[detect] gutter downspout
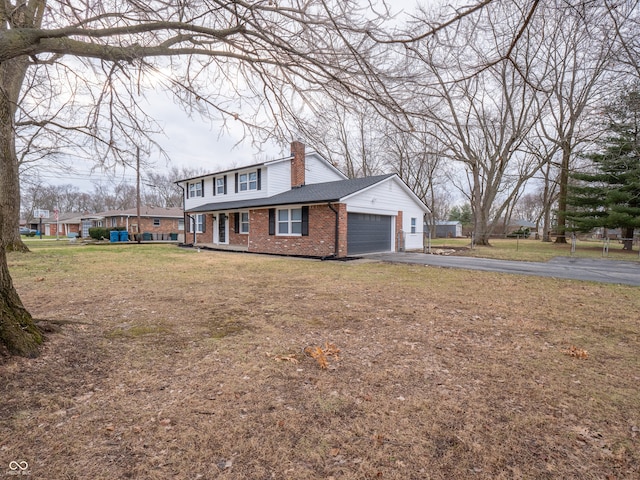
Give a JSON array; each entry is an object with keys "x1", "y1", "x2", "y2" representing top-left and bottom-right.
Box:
[{"x1": 327, "y1": 202, "x2": 340, "y2": 258}]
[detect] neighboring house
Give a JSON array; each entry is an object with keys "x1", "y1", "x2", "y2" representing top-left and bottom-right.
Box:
[
  {"x1": 82, "y1": 207, "x2": 185, "y2": 239},
  {"x1": 43, "y1": 213, "x2": 83, "y2": 237},
  {"x1": 426, "y1": 221, "x2": 463, "y2": 238},
  {"x1": 177, "y1": 141, "x2": 428, "y2": 257},
  {"x1": 24, "y1": 213, "x2": 82, "y2": 236}
]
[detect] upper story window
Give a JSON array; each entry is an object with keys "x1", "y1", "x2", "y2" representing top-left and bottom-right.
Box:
[
  {"x1": 239, "y1": 171, "x2": 257, "y2": 191},
  {"x1": 216, "y1": 177, "x2": 226, "y2": 195},
  {"x1": 189, "y1": 181, "x2": 203, "y2": 198},
  {"x1": 235, "y1": 169, "x2": 261, "y2": 193}
]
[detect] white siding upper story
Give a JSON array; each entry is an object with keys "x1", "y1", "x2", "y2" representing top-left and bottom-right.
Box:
[
  {"x1": 264, "y1": 160, "x2": 291, "y2": 197},
  {"x1": 303, "y1": 152, "x2": 347, "y2": 184},
  {"x1": 343, "y1": 176, "x2": 427, "y2": 251},
  {"x1": 181, "y1": 151, "x2": 347, "y2": 211}
]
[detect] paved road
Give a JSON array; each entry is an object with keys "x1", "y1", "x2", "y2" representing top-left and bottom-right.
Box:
[{"x1": 362, "y1": 252, "x2": 640, "y2": 287}]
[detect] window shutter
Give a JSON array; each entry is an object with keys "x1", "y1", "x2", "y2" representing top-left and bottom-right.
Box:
[
  {"x1": 202, "y1": 215, "x2": 206, "y2": 233},
  {"x1": 268, "y1": 208, "x2": 275, "y2": 235},
  {"x1": 201, "y1": 179, "x2": 205, "y2": 197},
  {"x1": 212, "y1": 177, "x2": 216, "y2": 196},
  {"x1": 234, "y1": 213, "x2": 240, "y2": 233},
  {"x1": 235, "y1": 173, "x2": 239, "y2": 193},
  {"x1": 301, "y1": 206, "x2": 309, "y2": 236},
  {"x1": 223, "y1": 175, "x2": 228, "y2": 194},
  {"x1": 186, "y1": 183, "x2": 190, "y2": 199},
  {"x1": 257, "y1": 168, "x2": 262, "y2": 190}
]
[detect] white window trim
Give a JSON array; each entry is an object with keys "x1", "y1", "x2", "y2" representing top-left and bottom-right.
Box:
[
  {"x1": 191, "y1": 214, "x2": 205, "y2": 233},
  {"x1": 239, "y1": 171, "x2": 258, "y2": 192},
  {"x1": 216, "y1": 177, "x2": 225, "y2": 195},
  {"x1": 153, "y1": 218, "x2": 161, "y2": 226},
  {"x1": 277, "y1": 208, "x2": 302, "y2": 236},
  {"x1": 189, "y1": 182, "x2": 203, "y2": 198},
  {"x1": 240, "y1": 211, "x2": 249, "y2": 234}
]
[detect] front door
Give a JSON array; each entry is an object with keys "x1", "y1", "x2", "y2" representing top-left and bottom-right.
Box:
[{"x1": 218, "y1": 214, "x2": 227, "y2": 244}]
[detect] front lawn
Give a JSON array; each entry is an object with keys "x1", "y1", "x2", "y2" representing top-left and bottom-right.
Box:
[{"x1": 2, "y1": 244, "x2": 639, "y2": 479}]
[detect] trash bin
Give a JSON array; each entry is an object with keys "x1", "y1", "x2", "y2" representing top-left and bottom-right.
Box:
[
  {"x1": 109, "y1": 230, "x2": 119, "y2": 242},
  {"x1": 170, "y1": 233, "x2": 178, "y2": 241},
  {"x1": 142, "y1": 232, "x2": 152, "y2": 241},
  {"x1": 119, "y1": 230, "x2": 129, "y2": 242}
]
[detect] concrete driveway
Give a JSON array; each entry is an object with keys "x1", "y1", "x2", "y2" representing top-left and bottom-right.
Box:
[{"x1": 361, "y1": 252, "x2": 640, "y2": 287}]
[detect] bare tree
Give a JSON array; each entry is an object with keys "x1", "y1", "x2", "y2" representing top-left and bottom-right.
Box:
[
  {"x1": 144, "y1": 166, "x2": 206, "y2": 208},
  {"x1": 605, "y1": 0, "x2": 640, "y2": 80},
  {"x1": 406, "y1": 2, "x2": 548, "y2": 245},
  {"x1": 0, "y1": 0, "x2": 416, "y2": 356},
  {"x1": 532, "y1": 1, "x2": 617, "y2": 244},
  {"x1": 300, "y1": 100, "x2": 388, "y2": 178},
  {"x1": 382, "y1": 124, "x2": 449, "y2": 231}
]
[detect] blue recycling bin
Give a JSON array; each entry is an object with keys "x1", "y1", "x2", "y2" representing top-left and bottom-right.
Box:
[
  {"x1": 119, "y1": 230, "x2": 129, "y2": 242},
  {"x1": 109, "y1": 230, "x2": 119, "y2": 242}
]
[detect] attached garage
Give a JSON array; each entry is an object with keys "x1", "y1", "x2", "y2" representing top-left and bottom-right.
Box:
[{"x1": 347, "y1": 213, "x2": 392, "y2": 255}]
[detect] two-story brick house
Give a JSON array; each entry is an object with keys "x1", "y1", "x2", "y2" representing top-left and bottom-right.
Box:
[{"x1": 177, "y1": 141, "x2": 428, "y2": 258}]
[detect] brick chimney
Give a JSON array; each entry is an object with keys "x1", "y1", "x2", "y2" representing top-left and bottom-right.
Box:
[{"x1": 290, "y1": 141, "x2": 306, "y2": 188}]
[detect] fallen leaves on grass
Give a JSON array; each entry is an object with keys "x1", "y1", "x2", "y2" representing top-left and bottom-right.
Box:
[
  {"x1": 564, "y1": 345, "x2": 589, "y2": 359},
  {"x1": 266, "y1": 352, "x2": 300, "y2": 364},
  {"x1": 304, "y1": 342, "x2": 341, "y2": 370}
]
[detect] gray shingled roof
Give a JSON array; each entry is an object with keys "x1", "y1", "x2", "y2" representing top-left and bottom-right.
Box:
[{"x1": 188, "y1": 174, "x2": 395, "y2": 213}]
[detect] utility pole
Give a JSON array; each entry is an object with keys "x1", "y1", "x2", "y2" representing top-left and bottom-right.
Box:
[{"x1": 136, "y1": 146, "x2": 141, "y2": 243}]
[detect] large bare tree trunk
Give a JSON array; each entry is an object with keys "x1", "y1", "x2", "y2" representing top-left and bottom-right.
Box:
[
  {"x1": 0, "y1": 54, "x2": 41, "y2": 356},
  {"x1": 1, "y1": 56, "x2": 29, "y2": 252},
  {"x1": 0, "y1": 244, "x2": 42, "y2": 357}
]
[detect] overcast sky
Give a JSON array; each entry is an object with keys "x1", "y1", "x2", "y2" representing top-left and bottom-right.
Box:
[
  {"x1": 143, "y1": 1, "x2": 426, "y2": 172},
  {"x1": 42, "y1": 0, "x2": 427, "y2": 190}
]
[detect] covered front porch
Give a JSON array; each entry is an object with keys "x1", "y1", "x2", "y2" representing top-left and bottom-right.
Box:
[{"x1": 186, "y1": 210, "x2": 250, "y2": 251}]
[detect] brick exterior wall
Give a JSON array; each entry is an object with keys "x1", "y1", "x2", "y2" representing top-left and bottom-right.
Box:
[
  {"x1": 191, "y1": 213, "x2": 214, "y2": 244},
  {"x1": 130, "y1": 217, "x2": 182, "y2": 235},
  {"x1": 229, "y1": 212, "x2": 249, "y2": 247},
  {"x1": 249, "y1": 203, "x2": 347, "y2": 258},
  {"x1": 47, "y1": 224, "x2": 80, "y2": 236},
  {"x1": 335, "y1": 203, "x2": 348, "y2": 257},
  {"x1": 290, "y1": 141, "x2": 306, "y2": 187}
]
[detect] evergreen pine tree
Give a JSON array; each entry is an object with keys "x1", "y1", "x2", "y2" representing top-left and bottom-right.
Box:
[{"x1": 568, "y1": 90, "x2": 640, "y2": 250}]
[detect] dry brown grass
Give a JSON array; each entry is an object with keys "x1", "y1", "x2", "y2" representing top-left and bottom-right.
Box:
[{"x1": 2, "y1": 244, "x2": 639, "y2": 479}]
